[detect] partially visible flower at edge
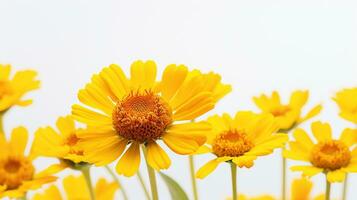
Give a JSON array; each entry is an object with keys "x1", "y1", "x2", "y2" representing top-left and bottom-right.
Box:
[
  {"x1": 333, "y1": 88, "x2": 357, "y2": 124},
  {"x1": 253, "y1": 90, "x2": 322, "y2": 132},
  {"x1": 0, "y1": 127, "x2": 56, "y2": 198}
]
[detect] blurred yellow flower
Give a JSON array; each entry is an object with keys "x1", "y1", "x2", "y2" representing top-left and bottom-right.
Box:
[
  {"x1": 291, "y1": 178, "x2": 324, "y2": 200},
  {"x1": 0, "y1": 127, "x2": 56, "y2": 198},
  {"x1": 32, "y1": 115, "x2": 87, "y2": 172},
  {"x1": 195, "y1": 112, "x2": 288, "y2": 179},
  {"x1": 284, "y1": 121, "x2": 357, "y2": 182},
  {"x1": 71, "y1": 60, "x2": 231, "y2": 176},
  {"x1": 0, "y1": 64, "x2": 40, "y2": 112},
  {"x1": 227, "y1": 195, "x2": 275, "y2": 200},
  {"x1": 253, "y1": 90, "x2": 321, "y2": 131},
  {"x1": 32, "y1": 175, "x2": 119, "y2": 200},
  {"x1": 333, "y1": 88, "x2": 357, "y2": 124}
]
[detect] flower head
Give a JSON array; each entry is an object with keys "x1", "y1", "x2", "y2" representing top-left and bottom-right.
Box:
[
  {"x1": 0, "y1": 127, "x2": 56, "y2": 198},
  {"x1": 253, "y1": 90, "x2": 321, "y2": 131},
  {"x1": 0, "y1": 64, "x2": 40, "y2": 112},
  {"x1": 196, "y1": 112, "x2": 288, "y2": 179},
  {"x1": 71, "y1": 60, "x2": 231, "y2": 176},
  {"x1": 32, "y1": 116, "x2": 87, "y2": 171},
  {"x1": 290, "y1": 178, "x2": 325, "y2": 200},
  {"x1": 284, "y1": 121, "x2": 357, "y2": 182},
  {"x1": 333, "y1": 88, "x2": 357, "y2": 124},
  {"x1": 32, "y1": 175, "x2": 119, "y2": 200}
]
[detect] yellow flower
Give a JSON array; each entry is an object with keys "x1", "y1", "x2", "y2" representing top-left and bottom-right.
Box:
[
  {"x1": 253, "y1": 90, "x2": 322, "y2": 131},
  {"x1": 284, "y1": 121, "x2": 357, "y2": 182},
  {"x1": 291, "y1": 178, "x2": 325, "y2": 200},
  {"x1": 227, "y1": 195, "x2": 275, "y2": 200},
  {"x1": 0, "y1": 64, "x2": 40, "y2": 112},
  {"x1": 333, "y1": 88, "x2": 357, "y2": 124},
  {"x1": 195, "y1": 112, "x2": 288, "y2": 179},
  {"x1": 71, "y1": 60, "x2": 231, "y2": 176},
  {"x1": 0, "y1": 127, "x2": 56, "y2": 198},
  {"x1": 32, "y1": 116, "x2": 86, "y2": 171},
  {"x1": 32, "y1": 175, "x2": 119, "y2": 200}
]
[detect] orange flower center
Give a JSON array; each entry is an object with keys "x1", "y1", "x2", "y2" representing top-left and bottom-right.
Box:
[
  {"x1": 0, "y1": 81, "x2": 13, "y2": 98},
  {"x1": 64, "y1": 134, "x2": 84, "y2": 156},
  {"x1": 0, "y1": 155, "x2": 34, "y2": 189},
  {"x1": 112, "y1": 91, "x2": 172, "y2": 143},
  {"x1": 310, "y1": 140, "x2": 351, "y2": 171},
  {"x1": 271, "y1": 105, "x2": 291, "y2": 117},
  {"x1": 212, "y1": 130, "x2": 254, "y2": 157}
]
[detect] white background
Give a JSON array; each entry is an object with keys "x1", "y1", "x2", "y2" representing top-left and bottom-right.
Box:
[{"x1": 1, "y1": 0, "x2": 357, "y2": 199}]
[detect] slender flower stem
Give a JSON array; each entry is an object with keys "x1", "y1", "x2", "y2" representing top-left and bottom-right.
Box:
[
  {"x1": 282, "y1": 151, "x2": 287, "y2": 200},
  {"x1": 81, "y1": 166, "x2": 95, "y2": 200},
  {"x1": 104, "y1": 165, "x2": 129, "y2": 200},
  {"x1": 137, "y1": 171, "x2": 151, "y2": 200},
  {"x1": 230, "y1": 162, "x2": 237, "y2": 200},
  {"x1": 325, "y1": 176, "x2": 331, "y2": 200},
  {"x1": 342, "y1": 174, "x2": 348, "y2": 200},
  {"x1": 189, "y1": 155, "x2": 199, "y2": 200},
  {"x1": 143, "y1": 146, "x2": 159, "y2": 200}
]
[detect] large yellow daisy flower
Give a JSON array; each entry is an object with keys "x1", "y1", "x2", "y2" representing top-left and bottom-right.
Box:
[
  {"x1": 0, "y1": 127, "x2": 56, "y2": 198},
  {"x1": 32, "y1": 175, "x2": 119, "y2": 200},
  {"x1": 71, "y1": 60, "x2": 231, "y2": 176},
  {"x1": 253, "y1": 90, "x2": 321, "y2": 131},
  {"x1": 333, "y1": 88, "x2": 357, "y2": 124},
  {"x1": 284, "y1": 121, "x2": 357, "y2": 182},
  {"x1": 0, "y1": 64, "x2": 40, "y2": 113},
  {"x1": 195, "y1": 111, "x2": 288, "y2": 179}
]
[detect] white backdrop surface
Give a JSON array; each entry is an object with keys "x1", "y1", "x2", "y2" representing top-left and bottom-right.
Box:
[{"x1": 1, "y1": 0, "x2": 357, "y2": 199}]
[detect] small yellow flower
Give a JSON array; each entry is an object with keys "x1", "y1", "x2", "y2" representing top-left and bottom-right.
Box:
[
  {"x1": 71, "y1": 60, "x2": 231, "y2": 176},
  {"x1": 32, "y1": 115, "x2": 87, "y2": 172},
  {"x1": 32, "y1": 175, "x2": 119, "y2": 200},
  {"x1": 227, "y1": 195, "x2": 275, "y2": 200},
  {"x1": 0, "y1": 127, "x2": 56, "y2": 198},
  {"x1": 291, "y1": 178, "x2": 324, "y2": 200},
  {"x1": 0, "y1": 64, "x2": 40, "y2": 112},
  {"x1": 253, "y1": 90, "x2": 321, "y2": 131},
  {"x1": 284, "y1": 121, "x2": 357, "y2": 182},
  {"x1": 195, "y1": 112, "x2": 288, "y2": 179},
  {"x1": 333, "y1": 88, "x2": 357, "y2": 124}
]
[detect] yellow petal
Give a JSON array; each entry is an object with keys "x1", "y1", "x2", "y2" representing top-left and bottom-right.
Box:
[
  {"x1": 196, "y1": 157, "x2": 231, "y2": 179},
  {"x1": 95, "y1": 178, "x2": 119, "y2": 200},
  {"x1": 166, "y1": 121, "x2": 210, "y2": 146},
  {"x1": 291, "y1": 178, "x2": 312, "y2": 200},
  {"x1": 232, "y1": 155, "x2": 256, "y2": 168},
  {"x1": 162, "y1": 133, "x2": 200, "y2": 155},
  {"x1": 299, "y1": 104, "x2": 322, "y2": 123},
  {"x1": 292, "y1": 128, "x2": 314, "y2": 150},
  {"x1": 0, "y1": 64, "x2": 11, "y2": 80},
  {"x1": 311, "y1": 121, "x2": 332, "y2": 142},
  {"x1": 247, "y1": 134, "x2": 288, "y2": 156},
  {"x1": 146, "y1": 141, "x2": 171, "y2": 170},
  {"x1": 10, "y1": 126, "x2": 28, "y2": 155},
  {"x1": 78, "y1": 83, "x2": 114, "y2": 115},
  {"x1": 289, "y1": 90, "x2": 308, "y2": 108},
  {"x1": 159, "y1": 64, "x2": 188, "y2": 101},
  {"x1": 56, "y1": 116, "x2": 76, "y2": 137},
  {"x1": 35, "y1": 163, "x2": 68, "y2": 178},
  {"x1": 99, "y1": 64, "x2": 130, "y2": 99},
  {"x1": 32, "y1": 127, "x2": 69, "y2": 158},
  {"x1": 290, "y1": 166, "x2": 323, "y2": 177},
  {"x1": 326, "y1": 170, "x2": 346, "y2": 182},
  {"x1": 130, "y1": 60, "x2": 157, "y2": 90},
  {"x1": 173, "y1": 92, "x2": 214, "y2": 120},
  {"x1": 63, "y1": 175, "x2": 90, "y2": 200},
  {"x1": 32, "y1": 185, "x2": 62, "y2": 200},
  {"x1": 339, "y1": 128, "x2": 357, "y2": 147},
  {"x1": 116, "y1": 142, "x2": 141, "y2": 177},
  {"x1": 71, "y1": 104, "x2": 112, "y2": 127}
]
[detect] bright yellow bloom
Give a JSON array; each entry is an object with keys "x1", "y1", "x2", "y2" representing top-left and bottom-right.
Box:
[
  {"x1": 291, "y1": 178, "x2": 324, "y2": 200},
  {"x1": 196, "y1": 112, "x2": 288, "y2": 179},
  {"x1": 227, "y1": 195, "x2": 275, "y2": 200},
  {"x1": 253, "y1": 90, "x2": 321, "y2": 131},
  {"x1": 284, "y1": 121, "x2": 357, "y2": 182},
  {"x1": 32, "y1": 115, "x2": 86, "y2": 171},
  {"x1": 71, "y1": 60, "x2": 231, "y2": 176},
  {"x1": 0, "y1": 64, "x2": 40, "y2": 112},
  {"x1": 32, "y1": 175, "x2": 119, "y2": 200},
  {"x1": 0, "y1": 127, "x2": 56, "y2": 198},
  {"x1": 333, "y1": 88, "x2": 357, "y2": 124}
]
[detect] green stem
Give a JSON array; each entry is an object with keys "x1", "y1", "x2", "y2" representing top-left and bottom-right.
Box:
[
  {"x1": 342, "y1": 174, "x2": 348, "y2": 200},
  {"x1": 143, "y1": 146, "x2": 159, "y2": 200},
  {"x1": 325, "y1": 176, "x2": 331, "y2": 200},
  {"x1": 137, "y1": 171, "x2": 151, "y2": 200},
  {"x1": 189, "y1": 155, "x2": 199, "y2": 200},
  {"x1": 81, "y1": 166, "x2": 95, "y2": 200},
  {"x1": 282, "y1": 152, "x2": 287, "y2": 200},
  {"x1": 104, "y1": 165, "x2": 129, "y2": 200},
  {"x1": 230, "y1": 163, "x2": 237, "y2": 200}
]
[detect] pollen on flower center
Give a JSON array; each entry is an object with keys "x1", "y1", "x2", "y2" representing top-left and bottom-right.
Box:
[
  {"x1": 310, "y1": 140, "x2": 351, "y2": 171},
  {"x1": 271, "y1": 105, "x2": 290, "y2": 117},
  {"x1": 212, "y1": 130, "x2": 254, "y2": 157},
  {"x1": 0, "y1": 155, "x2": 34, "y2": 189},
  {"x1": 112, "y1": 91, "x2": 172, "y2": 143}
]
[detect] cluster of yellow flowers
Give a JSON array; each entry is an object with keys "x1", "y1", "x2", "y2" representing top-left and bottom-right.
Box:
[{"x1": 0, "y1": 61, "x2": 356, "y2": 200}]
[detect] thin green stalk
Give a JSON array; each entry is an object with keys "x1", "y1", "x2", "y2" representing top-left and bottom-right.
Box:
[
  {"x1": 230, "y1": 163, "x2": 237, "y2": 200},
  {"x1": 104, "y1": 165, "x2": 129, "y2": 200},
  {"x1": 137, "y1": 171, "x2": 151, "y2": 200},
  {"x1": 325, "y1": 176, "x2": 331, "y2": 200},
  {"x1": 143, "y1": 146, "x2": 159, "y2": 200},
  {"x1": 189, "y1": 155, "x2": 199, "y2": 200},
  {"x1": 342, "y1": 174, "x2": 348, "y2": 200},
  {"x1": 282, "y1": 152, "x2": 287, "y2": 200},
  {"x1": 81, "y1": 166, "x2": 95, "y2": 200}
]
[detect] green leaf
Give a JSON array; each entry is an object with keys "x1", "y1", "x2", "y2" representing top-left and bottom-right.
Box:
[{"x1": 159, "y1": 172, "x2": 190, "y2": 200}]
